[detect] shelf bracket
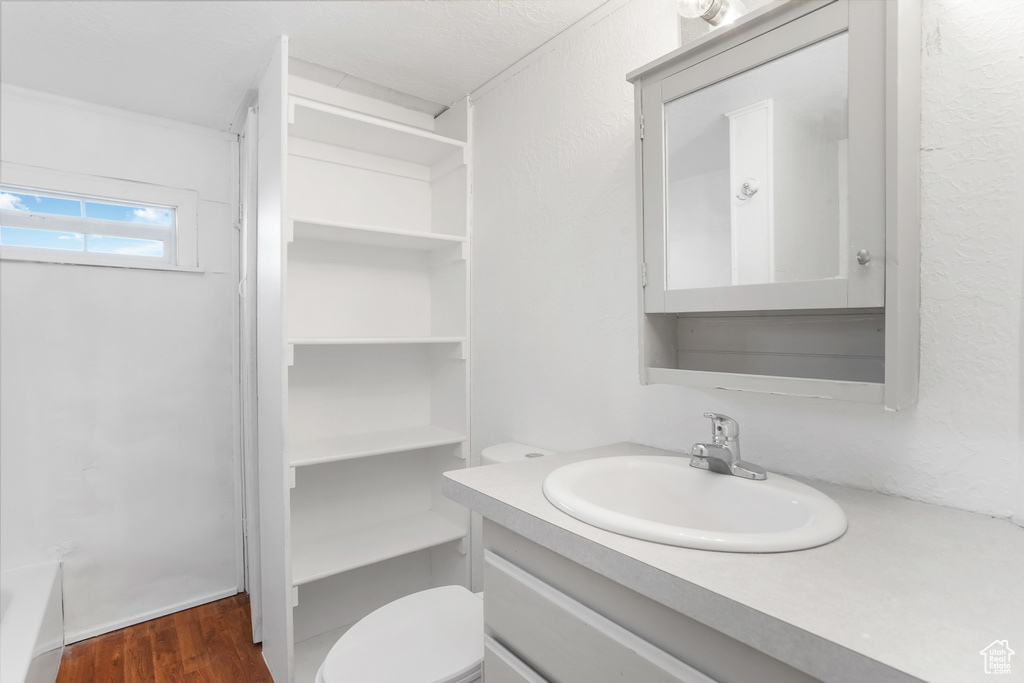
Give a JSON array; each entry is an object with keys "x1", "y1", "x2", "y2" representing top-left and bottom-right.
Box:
[
  {"x1": 292, "y1": 586, "x2": 299, "y2": 607},
  {"x1": 288, "y1": 466, "x2": 296, "y2": 490},
  {"x1": 285, "y1": 343, "x2": 295, "y2": 367},
  {"x1": 457, "y1": 536, "x2": 469, "y2": 555},
  {"x1": 284, "y1": 218, "x2": 294, "y2": 244}
]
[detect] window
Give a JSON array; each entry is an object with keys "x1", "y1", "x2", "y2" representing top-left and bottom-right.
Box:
[
  {"x1": 0, "y1": 163, "x2": 199, "y2": 270},
  {"x1": 1, "y1": 186, "x2": 175, "y2": 262}
]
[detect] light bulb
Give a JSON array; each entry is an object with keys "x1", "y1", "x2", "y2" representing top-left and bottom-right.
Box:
[
  {"x1": 710, "y1": 0, "x2": 744, "y2": 26},
  {"x1": 676, "y1": 0, "x2": 717, "y2": 20},
  {"x1": 677, "y1": 0, "x2": 744, "y2": 27}
]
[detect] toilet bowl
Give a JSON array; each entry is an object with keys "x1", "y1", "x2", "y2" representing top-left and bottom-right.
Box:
[
  {"x1": 315, "y1": 586, "x2": 483, "y2": 683},
  {"x1": 315, "y1": 442, "x2": 553, "y2": 683}
]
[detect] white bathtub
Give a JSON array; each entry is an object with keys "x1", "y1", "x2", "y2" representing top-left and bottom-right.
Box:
[{"x1": 0, "y1": 562, "x2": 64, "y2": 683}]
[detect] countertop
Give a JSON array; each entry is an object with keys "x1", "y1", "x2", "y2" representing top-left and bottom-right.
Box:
[{"x1": 442, "y1": 442, "x2": 1024, "y2": 683}]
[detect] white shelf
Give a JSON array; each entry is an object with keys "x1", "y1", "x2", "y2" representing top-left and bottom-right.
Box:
[
  {"x1": 289, "y1": 337, "x2": 465, "y2": 347},
  {"x1": 646, "y1": 367, "x2": 884, "y2": 403},
  {"x1": 292, "y1": 217, "x2": 466, "y2": 251},
  {"x1": 289, "y1": 425, "x2": 466, "y2": 467},
  {"x1": 290, "y1": 96, "x2": 466, "y2": 166},
  {"x1": 291, "y1": 512, "x2": 465, "y2": 586}
]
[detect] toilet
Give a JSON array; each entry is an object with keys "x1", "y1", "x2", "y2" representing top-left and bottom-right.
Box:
[{"x1": 315, "y1": 442, "x2": 554, "y2": 683}]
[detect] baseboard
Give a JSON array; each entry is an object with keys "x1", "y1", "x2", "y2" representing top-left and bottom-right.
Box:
[{"x1": 64, "y1": 587, "x2": 240, "y2": 643}]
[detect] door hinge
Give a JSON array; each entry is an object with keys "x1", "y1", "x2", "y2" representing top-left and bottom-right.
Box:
[
  {"x1": 642, "y1": 262, "x2": 648, "y2": 288},
  {"x1": 639, "y1": 114, "x2": 645, "y2": 140}
]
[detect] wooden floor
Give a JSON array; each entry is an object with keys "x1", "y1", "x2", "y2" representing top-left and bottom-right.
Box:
[{"x1": 56, "y1": 593, "x2": 274, "y2": 683}]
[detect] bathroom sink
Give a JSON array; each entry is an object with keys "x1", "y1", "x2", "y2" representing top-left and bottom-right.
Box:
[{"x1": 542, "y1": 456, "x2": 847, "y2": 552}]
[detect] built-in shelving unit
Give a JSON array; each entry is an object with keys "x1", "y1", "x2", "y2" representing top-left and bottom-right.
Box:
[{"x1": 257, "y1": 38, "x2": 471, "y2": 683}]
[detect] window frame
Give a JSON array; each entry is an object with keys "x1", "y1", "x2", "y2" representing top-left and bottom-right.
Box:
[{"x1": 0, "y1": 162, "x2": 200, "y2": 272}]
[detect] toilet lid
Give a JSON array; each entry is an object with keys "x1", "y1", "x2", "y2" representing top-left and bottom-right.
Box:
[{"x1": 320, "y1": 585, "x2": 483, "y2": 683}]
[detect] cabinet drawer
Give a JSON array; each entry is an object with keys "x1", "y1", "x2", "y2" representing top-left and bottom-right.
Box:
[
  {"x1": 484, "y1": 635, "x2": 549, "y2": 683},
  {"x1": 484, "y1": 551, "x2": 718, "y2": 683}
]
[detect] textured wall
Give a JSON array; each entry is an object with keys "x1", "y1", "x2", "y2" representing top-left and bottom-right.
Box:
[
  {"x1": 0, "y1": 87, "x2": 241, "y2": 640},
  {"x1": 471, "y1": 0, "x2": 1024, "y2": 526}
]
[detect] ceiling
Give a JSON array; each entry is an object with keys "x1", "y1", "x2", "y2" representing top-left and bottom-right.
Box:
[{"x1": 0, "y1": 0, "x2": 606, "y2": 131}]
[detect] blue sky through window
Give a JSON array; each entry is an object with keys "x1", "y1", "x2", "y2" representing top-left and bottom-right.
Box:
[
  {"x1": 85, "y1": 201, "x2": 172, "y2": 226},
  {"x1": 0, "y1": 190, "x2": 80, "y2": 216},
  {"x1": 0, "y1": 186, "x2": 172, "y2": 258},
  {"x1": 1, "y1": 188, "x2": 172, "y2": 226},
  {"x1": 0, "y1": 226, "x2": 85, "y2": 251}
]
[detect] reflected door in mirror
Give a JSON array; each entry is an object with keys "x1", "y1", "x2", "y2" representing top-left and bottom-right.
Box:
[{"x1": 664, "y1": 32, "x2": 849, "y2": 291}]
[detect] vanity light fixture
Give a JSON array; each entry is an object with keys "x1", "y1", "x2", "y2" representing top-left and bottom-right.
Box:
[{"x1": 677, "y1": 0, "x2": 744, "y2": 27}]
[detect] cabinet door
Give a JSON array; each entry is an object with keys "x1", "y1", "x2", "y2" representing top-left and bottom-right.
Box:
[
  {"x1": 484, "y1": 551, "x2": 719, "y2": 683},
  {"x1": 641, "y1": 0, "x2": 885, "y2": 313},
  {"x1": 484, "y1": 636, "x2": 550, "y2": 683}
]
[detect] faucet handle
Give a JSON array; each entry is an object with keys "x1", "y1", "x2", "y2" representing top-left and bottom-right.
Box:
[{"x1": 703, "y1": 412, "x2": 739, "y2": 439}]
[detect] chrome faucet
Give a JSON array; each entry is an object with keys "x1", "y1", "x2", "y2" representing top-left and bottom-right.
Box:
[{"x1": 690, "y1": 413, "x2": 766, "y2": 480}]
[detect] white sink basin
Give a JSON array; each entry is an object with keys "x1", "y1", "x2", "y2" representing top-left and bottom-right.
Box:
[{"x1": 542, "y1": 456, "x2": 847, "y2": 552}]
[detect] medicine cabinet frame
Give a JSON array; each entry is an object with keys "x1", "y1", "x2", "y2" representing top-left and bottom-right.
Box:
[{"x1": 629, "y1": 0, "x2": 920, "y2": 409}]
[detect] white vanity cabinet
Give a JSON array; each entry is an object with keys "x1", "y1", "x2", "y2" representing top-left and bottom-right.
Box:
[
  {"x1": 481, "y1": 521, "x2": 823, "y2": 683},
  {"x1": 630, "y1": 0, "x2": 920, "y2": 408},
  {"x1": 446, "y1": 445, "x2": 1024, "y2": 683}
]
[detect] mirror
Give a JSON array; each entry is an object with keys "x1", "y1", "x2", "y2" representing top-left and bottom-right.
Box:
[{"x1": 664, "y1": 32, "x2": 849, "y2": 290}]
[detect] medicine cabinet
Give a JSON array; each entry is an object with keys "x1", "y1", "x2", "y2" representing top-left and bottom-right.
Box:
[{"x1": 630, "y1": 0, "x2": 920, "y2": 408}]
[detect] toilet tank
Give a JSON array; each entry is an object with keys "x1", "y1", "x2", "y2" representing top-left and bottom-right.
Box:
[{"x1": 480, "y1": 442, "x2": 554, "y2": 466}]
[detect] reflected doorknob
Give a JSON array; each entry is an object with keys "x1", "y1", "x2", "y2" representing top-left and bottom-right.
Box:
[{"x1": 736, "y1": 178, "x2": 759, "y2": 200}]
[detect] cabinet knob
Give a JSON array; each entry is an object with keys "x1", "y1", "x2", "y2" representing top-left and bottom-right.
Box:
[{"x1": 856, "y1": 249, "x2": 871, "y2": 265}]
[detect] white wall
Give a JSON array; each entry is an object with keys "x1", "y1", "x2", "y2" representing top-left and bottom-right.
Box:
[
  {"x1": 0, "y1": 86, "x2": 241, "y2": 641},
  {"x1": 471, "y1": 0, "x2": 1024, "y2": 533}
]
